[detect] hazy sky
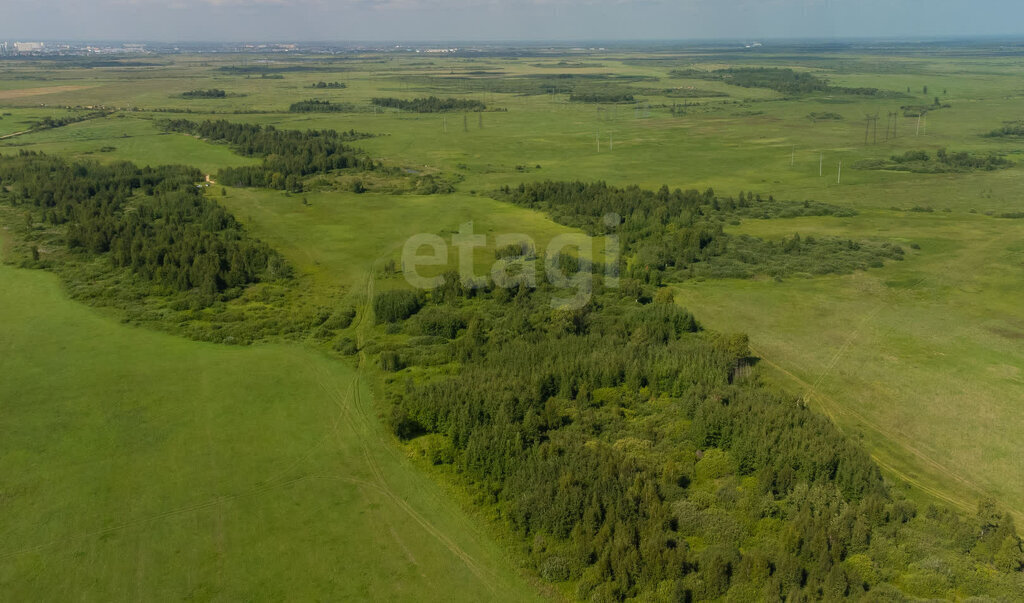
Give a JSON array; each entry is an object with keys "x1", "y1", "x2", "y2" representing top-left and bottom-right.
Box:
[{"x1": 4, "y1": 0, "x2": 1024, "y2": 43}]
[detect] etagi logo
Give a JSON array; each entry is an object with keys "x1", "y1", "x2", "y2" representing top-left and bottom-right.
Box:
[{"x1": 401, "y1": 213, "x2": 621, "y2": 310}]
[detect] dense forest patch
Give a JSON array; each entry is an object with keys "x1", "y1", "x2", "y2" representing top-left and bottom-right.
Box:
[
  {"x1": 983, "y1": 120, "x2": 1024, "y2": 138},
  {"x1": 288, "y1": 99, "x2": 358, "y2": 113},
  {"x1": 374, "y1": 272, "x2": 1024, "y2": 601},
  {"x1": 0, "y1": 151, "x2": 282, "y2": 294},
  {"x1": 159, "y1": 119, "x2": 377, "y2": 191},
  {"x1": 180, "y1": 88, "x2": 227, "y2": 98},
  {"x1": 0, "y1": 151, "x2": 340, "y2": 344},
  {"x1": 857, "y1": 148, "x2": 1012, "y2": 173},
  {"x1": 670, "y1": 67, "x2": 893, "y2": 97},
  {"x1": 493, "y1": 181, "x2": 897, "y2": 284},
  {"x1": 371, "y1": 96, "x2": 487, "y2": 112}
]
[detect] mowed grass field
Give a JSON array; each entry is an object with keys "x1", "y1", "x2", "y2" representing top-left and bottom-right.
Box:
[
  {"x1": 0, "y1": 45, "x2": 1022, "y2": 591},
  {"x1": 0, "y1": 258, "x2": 538, "y2": 600}
]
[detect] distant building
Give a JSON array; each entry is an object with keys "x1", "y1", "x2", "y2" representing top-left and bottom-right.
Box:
[{"x1": 14, "y1": 42, "x2": 45, "y2": 53}]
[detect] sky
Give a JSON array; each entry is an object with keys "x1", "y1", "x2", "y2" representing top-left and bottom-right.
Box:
[{"x1": 3, "y1": 0, "x2": 1024, "y2": 43}]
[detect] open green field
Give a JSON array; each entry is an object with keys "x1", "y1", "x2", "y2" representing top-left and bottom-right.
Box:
[
  {"x1": 0, "y1": 256, "x2": 538, "y2": 600},
  {"x1": 673, "y1": 210, "x2": 1024, "y2": 519},
  {"x1": 1, "y1": 44, "x2": 1023, "y2": 595}
]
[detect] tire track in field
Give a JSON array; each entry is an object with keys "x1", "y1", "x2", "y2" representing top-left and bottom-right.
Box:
[
  {"x1": 314, "y1": 264, "x2": 498, "y2": 590},
  {"x1": 312, "y1": 360, "x2": 497, "y2": 592},
  {"x1": 324, "y1": 261, "x2": 500, "y2": 590}
]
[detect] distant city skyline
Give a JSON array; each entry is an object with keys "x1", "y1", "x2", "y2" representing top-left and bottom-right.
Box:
[{"x1": 3, "y1": 0, "x2": 1023, "y2": 43}]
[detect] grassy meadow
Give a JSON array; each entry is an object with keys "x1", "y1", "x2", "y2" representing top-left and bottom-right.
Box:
[
  {"x1": 0, "y1": 254, "x2": 539, "y2": 600},
  {"x1": 1, "y1": 44, "x2": 1023, "y2": 594}
]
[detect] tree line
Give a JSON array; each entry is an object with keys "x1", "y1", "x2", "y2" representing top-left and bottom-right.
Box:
[
  {"x1": 569, "y1": 91, "x2": 635, "y2": 103},
  {"x1": 29, "y1": 110, "x2": 111, "y2": 131},
  {"x1": 671, "y1": 67, "x2": 889, "y2": 97},
  {"x1": 288, "y1": 99, "x2": 357, "y2": 113},
  {"x1": 371, "y1": 96, "x2": 487, "y2": 112},
  {"x1": 493, "y1": 181, "x2": 902, "y2": 284},
  {"x1": 160, "y1": 119, "x2": 377, "y2": 191},
  {"x1": 984, "y1": 121, "x2": 1024, "y2": 138},
  {"x1": 0, "y1": 151, "x2": 287, "y2": 298},
  {"x1": 181, "y1": 89, "x2": 226, "y2": 98},
  {"x1": 859, "y1": 149, "x2": 1012, "y2": 173},
  {"x1": 311, "y1": 81, "x2": 346, "y2": 89}
]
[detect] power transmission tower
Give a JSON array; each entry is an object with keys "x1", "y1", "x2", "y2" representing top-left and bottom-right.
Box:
[{"x1": 865, "y1": 114, "x2": 879, "y2": 144}]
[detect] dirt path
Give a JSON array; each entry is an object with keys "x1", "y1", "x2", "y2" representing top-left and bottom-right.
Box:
[
  {"x1": 0, "y1": 130, "x2": 31, "y2": 141},
  {"x1": 312, "y1": 357, "x2": 498, "y2": 592},
  {"x1": 298, "y1": 265, "x2": 501, "y2": 591}
]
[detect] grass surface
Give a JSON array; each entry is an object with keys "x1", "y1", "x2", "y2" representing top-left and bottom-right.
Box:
[{"x1": 0, "y1": 257, "x2": 537, "y2": 601}]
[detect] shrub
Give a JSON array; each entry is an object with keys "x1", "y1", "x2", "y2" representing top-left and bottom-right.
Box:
[
  {"x1": 379, "y1": 350, "x2": 405, "y2": 371},
  {"x1": 324, "y1": 306, "x2": 357, "y2": 329},
  {"x1": 374, "y1": 289, "x2": 423, "y2": 323},
  {"x1": 414, "y1": 307, "x2": 465, "y2": 339},
  {"x1": 333, "y1": 336, "x2": 358, "y2": 355}
]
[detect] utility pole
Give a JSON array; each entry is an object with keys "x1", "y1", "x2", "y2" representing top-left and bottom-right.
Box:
[
  {"x1": 819, "y1": 152, "x2": 823, "y2": 177},
  {"x1": 791, "y1": 145, "x2": 795, "y2": 167},
  {"x1": 837, "y1": 160, "x2": 842, "y2": 185},
  {"x1": 609, "y1": 133, "x2": 613, "y2": 151}
]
